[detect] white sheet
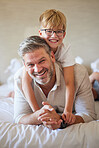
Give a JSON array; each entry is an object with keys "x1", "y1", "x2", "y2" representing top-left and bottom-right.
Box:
[
  {"x1": 0, "y1": 97, "x2": 14, "y2": 122},
  {"x1": 0, "y1": 121, "x2": 99, "y2": 148},
  {"x1": 0, "y1": 84, "x2": 99, "y2": 148}
]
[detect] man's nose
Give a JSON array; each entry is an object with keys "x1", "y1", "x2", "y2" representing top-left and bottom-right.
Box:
[{"x1": 34, "y1": 64, "x2": 41, "y2": 73}]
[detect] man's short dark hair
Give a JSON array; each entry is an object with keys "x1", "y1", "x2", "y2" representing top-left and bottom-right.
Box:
[{"x1": 18, "y1": 36, "x2": 51, "y2": 58}]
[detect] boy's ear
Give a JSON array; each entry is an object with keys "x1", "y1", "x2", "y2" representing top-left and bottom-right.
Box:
[
  {"x1": 63, "y1": 31, "x2": 66, "y2": 38},
  {"x1": 39, "y1": 29, "x2": 42, "y2": 37},
  {"x1": 50, "y1": 51, "x2": 55, "y2": 63}
]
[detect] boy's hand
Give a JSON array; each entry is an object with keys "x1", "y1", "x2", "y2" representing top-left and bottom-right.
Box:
[{"x1": 62, "y1": 112, "x2": 76, "y2": 125}]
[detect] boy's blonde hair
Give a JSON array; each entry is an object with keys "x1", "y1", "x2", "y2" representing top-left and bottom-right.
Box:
[{"x1": 39, "y1": 9, "x2": 66, "y2": 31}]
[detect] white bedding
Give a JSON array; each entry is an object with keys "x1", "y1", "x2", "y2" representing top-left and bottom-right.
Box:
[
  {"x1": 0, "y1": 84, "x2": 99, "y2": 148},
  {"x1": 0, "y1": 121, "x2": 99, "y2": 148}
]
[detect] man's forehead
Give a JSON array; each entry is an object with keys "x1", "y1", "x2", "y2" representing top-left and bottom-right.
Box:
[
  {"x1": 24, "y1": 49, "x2": 49, "y2": 63},
  {"x1": 25, "y1": 48, "x2": 47, "y2": 57}
]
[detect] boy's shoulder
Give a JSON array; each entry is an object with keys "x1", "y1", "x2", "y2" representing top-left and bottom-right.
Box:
[
  {"x1": 58, "y1": 42, "x2": 71, "y2": 51},
  {"x1": 55, "y1": 42, "x2": 71, "y2": 57}
]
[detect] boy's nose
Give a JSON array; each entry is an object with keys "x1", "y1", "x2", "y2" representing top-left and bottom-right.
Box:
[{"x1": 51, "y1": 31, "x2": 57, "y2": 37}]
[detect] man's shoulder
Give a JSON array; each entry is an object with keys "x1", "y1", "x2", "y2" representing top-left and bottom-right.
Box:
[
  {"x1": 74, "y1": 63, "x2": 88, "y2": 85},
  {"x1": 74, "y1": 63, "x2": 87, "y2": 74},
  {"x1": 54, "y1": 62, "x2": 63, "y2": 73}
]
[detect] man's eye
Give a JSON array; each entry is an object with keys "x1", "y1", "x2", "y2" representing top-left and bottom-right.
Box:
[{"x1": 27, "y1": 64, "x2": 34, "y2": 67}]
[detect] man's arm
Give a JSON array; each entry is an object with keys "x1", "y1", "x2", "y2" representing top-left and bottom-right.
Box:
[
  {"x1": 18, "y1": 102, "x2": 58, "y2": 125},
  {"x1": 18, "y1": 111, "x2": 41, "y2": 125},
  {"x1": 74, "y1": 64, "x2": 96, "y2": 123}
]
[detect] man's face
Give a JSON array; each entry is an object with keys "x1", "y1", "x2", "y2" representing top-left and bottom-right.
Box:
[{"x1": 24, "y1": 48, "x2": 55, "y2": 85}]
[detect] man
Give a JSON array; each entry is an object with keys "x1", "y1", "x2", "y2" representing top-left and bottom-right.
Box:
[{"x1": 14, "y1": 36, "x2": 96, "y2": 130}]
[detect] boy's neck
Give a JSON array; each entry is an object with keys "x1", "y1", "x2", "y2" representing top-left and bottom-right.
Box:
[{"x1": 52, "y1": 47, "x2": 58, "y2": 54}]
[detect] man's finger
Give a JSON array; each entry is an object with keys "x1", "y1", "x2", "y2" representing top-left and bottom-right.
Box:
[{"x1": 42, "y1": 101, "x2": 49, "y2": 105}]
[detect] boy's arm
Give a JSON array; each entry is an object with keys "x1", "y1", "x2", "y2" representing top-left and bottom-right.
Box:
[
  {"x1": 22, "y1": 67, "x2": 40, "y2": 112},
  {"x1": 63, "y1": 66, "x2": 75, "y2": 123}
]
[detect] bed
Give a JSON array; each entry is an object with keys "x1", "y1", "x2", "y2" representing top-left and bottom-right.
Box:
[{"x1": 0, "y1": 59, "x2": 99, "y2": 148}]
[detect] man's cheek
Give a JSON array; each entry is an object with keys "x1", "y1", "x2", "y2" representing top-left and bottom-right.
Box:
[
  {"x1": 29, "y1": 69, "x2": 33, "y2": 75},
  {"x1": 26, "y1": 68, "x2": 33, "y2": 75}
]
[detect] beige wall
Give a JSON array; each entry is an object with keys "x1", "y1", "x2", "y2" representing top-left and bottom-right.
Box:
[{"x1": 0, "y1": 0, "x2": 99, "y2": 83}]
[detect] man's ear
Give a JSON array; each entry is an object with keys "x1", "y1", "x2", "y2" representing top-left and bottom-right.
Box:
[
  {"x1": 50, "y1": 51, "x2": 55, "y2": 63},
  {"x1": 23, "y1": 62, "x2": 28, "y2": 71}
]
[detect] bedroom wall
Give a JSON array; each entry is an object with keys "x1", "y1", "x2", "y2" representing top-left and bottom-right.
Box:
[{"x1": 0, "y1": 0, "x2": 99, "y2": 83}]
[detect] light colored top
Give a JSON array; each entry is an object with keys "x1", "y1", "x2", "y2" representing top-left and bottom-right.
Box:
[
  {"x1": 55, "y1": 43, "x2": 75, "y2": 67},
  {"x1": 14, "y1": 63, "x2": 96, "y2": 124}
]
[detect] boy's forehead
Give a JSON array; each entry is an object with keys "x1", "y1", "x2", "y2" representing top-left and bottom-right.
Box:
[{"x1": 41, "y1": 24, "x2": 64, "y2": 30}]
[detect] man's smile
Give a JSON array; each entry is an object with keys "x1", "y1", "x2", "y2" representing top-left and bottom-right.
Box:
[{"x1": 33, "y1": 68, "x2": 48, "y2": 77}]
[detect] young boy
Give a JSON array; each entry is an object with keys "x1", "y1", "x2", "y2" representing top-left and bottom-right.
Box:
[{"x1": 22, "y1": 9, "x2": 76, "y2": 125}]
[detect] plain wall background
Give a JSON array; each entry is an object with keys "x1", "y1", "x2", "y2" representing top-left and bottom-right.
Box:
[{"x1": 0, "y1": 0, "x2": 99, "y2": 83}]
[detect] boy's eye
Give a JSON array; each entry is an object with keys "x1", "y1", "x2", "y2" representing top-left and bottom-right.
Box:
[
  {"x1": 46, "y1": 30, "x2": 52, "y2": 33},
  {"x1": 57, "y1": 30, "x2": 63, "y2": 33}
]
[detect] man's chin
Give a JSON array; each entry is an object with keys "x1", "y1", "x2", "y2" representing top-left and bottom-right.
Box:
[
  {"x1": 35, "y1": 77, "x2": 51, "y2": 85},
  {"x1": 28, "y1": 72, "x2": 51, "y2": 85},
  {"x1": 36, "y1": 80, "x2": 48, "y2": 85}
]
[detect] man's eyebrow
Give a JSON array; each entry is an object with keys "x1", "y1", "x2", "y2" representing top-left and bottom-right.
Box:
[
  {"x1": 26, "y1": 57, "x2": 46, "y2": 65},
  {"x1": 39, "y1": 57, "x2": 46, "y2": 60},
  {"x1": 26, "y1": 62, "x2": 32, "y2": 65}
]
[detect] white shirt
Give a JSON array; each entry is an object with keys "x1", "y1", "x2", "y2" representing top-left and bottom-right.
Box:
[
  {"x1": 14, "y1": 63, "x2": 96, "y2": 123},
  {"x1": 55, "y1": 43, "x2": 75, "y2": 67}
]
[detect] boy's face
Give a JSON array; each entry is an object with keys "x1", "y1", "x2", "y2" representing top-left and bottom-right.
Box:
[{"x1": 39, "y1": 25, "x2": 66, "y2": 53}]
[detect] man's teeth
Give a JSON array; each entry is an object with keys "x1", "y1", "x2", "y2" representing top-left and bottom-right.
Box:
[{"x1": 37, "y1": 70, "x2": 46, "y2": 76}]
